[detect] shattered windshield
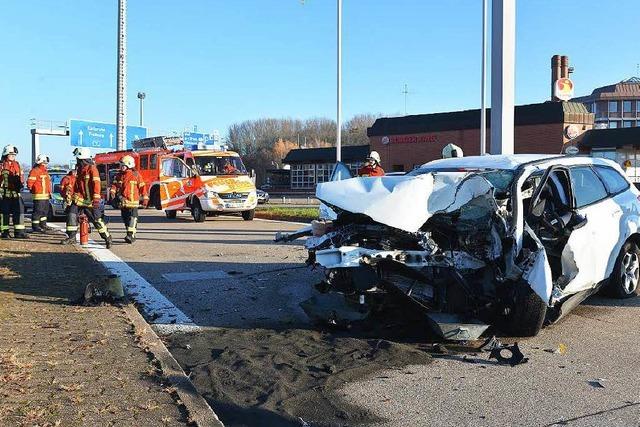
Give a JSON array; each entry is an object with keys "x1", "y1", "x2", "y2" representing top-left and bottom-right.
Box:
[
  {"x1": 194, "y1": 156, "x2": 247, "y2": 176},
  {"x1": 408, "y1": 167, "x2": 515, "y2": 193}
]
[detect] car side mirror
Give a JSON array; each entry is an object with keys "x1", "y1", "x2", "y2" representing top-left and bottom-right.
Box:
[{"x1": 567, "y1": 212, "x2": 588, "y2": 231}]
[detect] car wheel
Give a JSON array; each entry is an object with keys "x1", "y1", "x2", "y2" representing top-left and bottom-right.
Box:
[
  {"x1": 503, "y1": 281, "x2": 547, "y2": 337},
  {"x1": 242, "y1": 209, "x2": 255, "y2": 221},
  {"x1": 191, "y1": 200, "x2": 206, "y2": 222},
  {"x1": 604, "y1": 241, "x2": 640, "y2": 299},
  {"x1": 150, "y1": 186, "x2": 161, "y2": 210},
  {"x1": 165, "y1": 210, "x2": 177, "y2": 219}
]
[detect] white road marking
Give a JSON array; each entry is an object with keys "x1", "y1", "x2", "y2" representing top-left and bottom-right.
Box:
[
  {"x1": 49, "y1": 224, "x2": 199, "y2": 330},
  {"x1": 254, "y1": 218, "x2": 310, "y2": 226},
  {"x1": 162, "y1": 270, "x2": 230, "y2": 282}
]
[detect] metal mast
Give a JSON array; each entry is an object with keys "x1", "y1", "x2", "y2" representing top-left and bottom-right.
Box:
[
  {"x1": 117, "y1": 0, "x2": 127, "y2": 150},
  {"x1": 336, "y1": 0, "x2": 342, "y2": 162}
]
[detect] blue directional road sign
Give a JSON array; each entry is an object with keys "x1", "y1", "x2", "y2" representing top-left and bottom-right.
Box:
[
  {"x1": 183, "y1": 131, "x2": 209, "y2": 150},
  {"x1": 69, "y1": 119, "x2": 147, "y2": 149}
]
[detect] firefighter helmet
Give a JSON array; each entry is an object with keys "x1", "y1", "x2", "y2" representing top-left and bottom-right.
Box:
[
  {"x1": 36, "y1": 154, "x2": 50, "y2": 165},
  {"x1": 2, "y1": 145, "x2": 18, "y2": 157},
  {"x1": 442, "y1": 143, "x2": 464, "y2": 159},
  {"x1": 367, "y1": 151, "x2": 381, "y2": 164},
  {"x1": 120, "y1": 155, "x2": 135, "y2": 169},
  {"x1": 73, "y1": 147, "x2": 92, "y2": 160}
]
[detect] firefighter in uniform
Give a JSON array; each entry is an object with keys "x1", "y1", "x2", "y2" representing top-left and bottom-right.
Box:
[
  {"x1": 109, "y1": 155, "x2": 148, "y2": 244},
  {"x1": 0, "y1": 145, "x2": 27, "y2": 239},
  {"x1": 357, "y1": 151, "x2": 385, "y2": 177},
  {"x1": 61, "y1": 147, "x2": 112, "y2": 248},
  {"x1": 60, "y1": 168, "x2": 77, "y2": 207},
  {"x1": 60, "y1": 167, "x2": 78, "y2": 232},
  {"x1": 27, "y1": 154, "x2": 54, "y2": 233}
]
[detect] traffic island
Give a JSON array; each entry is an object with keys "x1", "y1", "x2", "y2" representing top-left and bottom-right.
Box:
[{"x1": 0, "y1": 234, "x2": 194, "y2": 426}]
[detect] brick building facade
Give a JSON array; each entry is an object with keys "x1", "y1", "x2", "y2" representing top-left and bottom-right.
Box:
[{"x1": 367, "y1": 101, "x2": 594, "y2": 172}]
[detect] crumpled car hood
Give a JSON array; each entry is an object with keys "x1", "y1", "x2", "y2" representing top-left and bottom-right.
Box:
[{"x1": 316, "y1": 173, "x2": 495, "y2": 233}]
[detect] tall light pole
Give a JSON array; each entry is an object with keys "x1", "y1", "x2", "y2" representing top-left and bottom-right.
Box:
[
  {"x1": 480, "y1": 0, "x2": 487, "y2": 155},
  {"x1": 116, "y1": 0, "x2": 127, "y2": 150},
  {"x1": 490, "y1": 0, "x2": 515, "y2": 155},
  {"x1": 336, "y1": 0, "x2": 342, "y2": 162},
  {"x1": 137, "y1": 92, "x2": 146, "y2": 126}
]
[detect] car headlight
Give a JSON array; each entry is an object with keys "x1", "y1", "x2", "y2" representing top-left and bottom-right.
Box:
[{"x1": 205, "y1": 190, "x2": 218, "y2": 199}]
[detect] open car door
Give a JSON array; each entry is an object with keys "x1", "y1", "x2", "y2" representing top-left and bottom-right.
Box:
[
  {"x1": 159, "y1": 156, "x2": 201, "y2": 210},
  {"x1": 319, "y1": 162, "x2": 353, "y2": 220}
]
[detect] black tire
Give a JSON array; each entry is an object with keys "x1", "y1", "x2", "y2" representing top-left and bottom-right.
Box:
[
  {"x1": 242, "y1": 209, "x2": 255, "y2": 221},
  {"x1": 150, "y1": 186, "x2": 162, "y2": 210},
  {"x1": 165, "y1": 210, "x2": 177, "y2": 219},
  {"x1": 503, "y1": 282, "x2": 547, "y2": 337},
  {"x1": 191, "y1": 199, "x2": 206, "y2": 223},
  {"x1": 603, "y1": 241, "x2": 640, "y2": 299}
]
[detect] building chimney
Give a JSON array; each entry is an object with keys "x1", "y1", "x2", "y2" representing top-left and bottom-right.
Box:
[
  {"x1": 551, "y1": 55, "x2": 562, "y2": 101},
  {"x1": 560, "y1": 55, "x2": 570, "y2": 78}
]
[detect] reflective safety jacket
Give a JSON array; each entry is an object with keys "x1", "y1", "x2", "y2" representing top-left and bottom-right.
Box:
[
  {"x1": 0, "y1": 159, "x2": 23, "y2": 198},
  {"x1": 357, "y1": 165, "x2": 385, "y2": 177},
  {"x1": 27, "y1": 164, "x2": 52, "y2": 200},
  {"x1": 109, "y1": 169, "x2": 148, "y2": 208},
  {"x1": 73, "y1": 163, "x2": 102, "y2": 207},
  {"x1": 60, "y1": 172, "x2": 76, "y2": 204}
]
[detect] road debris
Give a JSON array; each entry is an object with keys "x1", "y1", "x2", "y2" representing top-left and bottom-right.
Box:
[
  {"x1": 82, "y1": 274, "x2": 125, "y2": 305},
  {"x1": 488, "y1": 342, "x2": 529, "y2": 366},
  {"x1": 588, "y1": 379, "x2": 606, "y2": 389},
  {"x1": 544, "y1": 343, "x2": 568, "y2": 355}
]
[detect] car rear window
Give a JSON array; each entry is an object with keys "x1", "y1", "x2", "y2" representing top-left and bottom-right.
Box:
[
  {"x1": 570, "y1": 166, "x2": 608, "y2": 208},
  {"x1": 593, "y1": 165, "x2": 630, "y2": 195}
]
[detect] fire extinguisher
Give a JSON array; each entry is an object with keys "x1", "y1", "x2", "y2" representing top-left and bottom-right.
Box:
[{"x1": 79, "y1": 214, "x2": 89, "y2": 245}]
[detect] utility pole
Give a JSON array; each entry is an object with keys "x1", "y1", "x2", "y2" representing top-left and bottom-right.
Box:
[
  {"x1": 490, "y1": 0, "x2": 515, "y2": 155},
  {"x1": 480, "y1": 0, "x2": 487, "y2": 155},
  {"x1": 336, "y1": 0, "x2": 342, "y2": 162},
  {"x1": 402, "y1": 83, "x2": 409, "y2": 115},
  {"x1": 137, "y1": 92, "x2": 146, "y2": 127},
  {"x1": 116, "y1": 0, "x2": 127, "y2": 150}
]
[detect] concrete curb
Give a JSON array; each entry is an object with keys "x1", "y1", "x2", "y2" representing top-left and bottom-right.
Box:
[
  {"x1": 49, "y1": 226, "x2": 224, "y2": 427},
  {"x1": 122, "y1": 304, "x2": 224, "y2": 427}
]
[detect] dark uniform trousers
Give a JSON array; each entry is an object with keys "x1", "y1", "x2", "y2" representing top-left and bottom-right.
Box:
[
  {"x1": 32, "y1": 199, "x2": 50, "y2": 231},
  {"x1": 1, "y1": 196, "x2": 25, "y2": 235},
  {"x1": 121, "y1": 207, "x2": 139, "y2": 237}
]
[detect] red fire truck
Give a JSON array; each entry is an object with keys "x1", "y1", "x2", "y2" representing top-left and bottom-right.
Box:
[{"x1": 94, "y1": 136, "x2": 257, "y2": 221}]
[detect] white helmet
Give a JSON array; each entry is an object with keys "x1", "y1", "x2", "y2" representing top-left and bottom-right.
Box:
[
  {"x1": 442, "y1": 143, "x2": 464, "y2": 159},
  {"x1": 36, "y1": 154, "x2": 50, "y2": 165},
  {"x1": 2, "y1": 145, "x2": 18, "y2": 157},
  {"x1": 120, "y1": 155, "x2": 135, "y2": 169},
  {"x1": 73, "y1": 147, "x2": 92, "y2": 160},
  {"x1": 367, "y1": 151, "x2": 381, "y2": 164}
]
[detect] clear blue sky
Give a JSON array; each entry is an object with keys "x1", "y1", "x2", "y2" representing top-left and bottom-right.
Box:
[{"x1": 1, "y1": 0, "x2": 639, "y2": 164}]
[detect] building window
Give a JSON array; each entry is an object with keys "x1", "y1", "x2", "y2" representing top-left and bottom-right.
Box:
[
  {"x1": 624, "y1": 120, "x2": 634, "y2": 128},
  {"x1": 609, "y1": 121, "x2": 619, "y2": 129},
  {"x1": 624, "y1": 101, "x2": 633, "y2": 113},
  {"x1": 345, "y1": 162, "x2": 363, "y2": 177},
  {"x1": 637, "y1": 101, "x2": 640, "y2": 113},
  {"x1": 291, "y1": 164, "x2": 316, "y2": 189},
  {"x1": 315, "y1": 163, "x2": 333, "y2": 184},
  {"x1": 609, "y1": 101, "x2": 618, "y2": 113},
  {"x1": 592, "y1": 102, "x2": 597, "y2": 114}
]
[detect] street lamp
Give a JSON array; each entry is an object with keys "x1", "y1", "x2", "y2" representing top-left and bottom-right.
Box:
[{"x1": 137, "y1": 92, "x2": 146, "y2": 127}]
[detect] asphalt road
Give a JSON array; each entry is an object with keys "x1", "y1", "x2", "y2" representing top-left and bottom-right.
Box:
[{"x1": 51, "y1": 208, "x2": 640, "y2": 426}]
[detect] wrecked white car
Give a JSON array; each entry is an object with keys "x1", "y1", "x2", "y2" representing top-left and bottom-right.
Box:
[{"x1": 278, "y1": 155, "x2": 640, "y2": 339}]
